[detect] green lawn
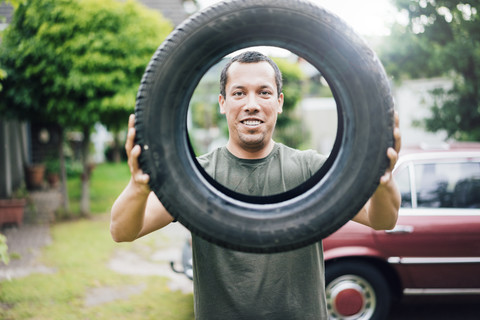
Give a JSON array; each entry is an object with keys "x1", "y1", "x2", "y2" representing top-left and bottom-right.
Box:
[
  {"x1": 1, "y1": 161, "x2": 194, "y2": 319},
  {"x1": 67, "y1": 162, "x2": 131, "y2": 216}
]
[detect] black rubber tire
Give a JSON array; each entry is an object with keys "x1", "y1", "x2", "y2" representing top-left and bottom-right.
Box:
[
  {"x1": 134, "y1": 0, "x2": 394, "y2": 253},
  {"x1": 325, "y1": 261, "x2": 392, "y2": 320}
]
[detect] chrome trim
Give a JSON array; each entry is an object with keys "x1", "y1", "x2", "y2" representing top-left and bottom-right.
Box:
[
  {"x1": 388, "y1": 257, "x2": 480, "y2": 264},
  {"x1": 385, "y1": 225, "x2": 414, "y2": 234},
  {"x1": 397, "y1": 152, "x2": 480, "y2": 164},
  {"x1": 398, "y1": 208, "x2": 480, "y2": 216},
  {"x1": 404, "y1": 288, "x2": 480, "y2": 295},
  {"x1": 408, "y1": 162, "x2": 418, "y2": 208}
]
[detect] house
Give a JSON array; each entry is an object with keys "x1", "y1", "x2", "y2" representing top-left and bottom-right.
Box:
[{"x1": 140, "y1": 0, "x2": 195, "y2": 26}]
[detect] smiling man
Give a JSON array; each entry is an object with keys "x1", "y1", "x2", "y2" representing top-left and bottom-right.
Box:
[
  {"x1": 110, "y1": 51, "x2": 401, "y2": 319},
  {"x1": 218, "y1": 54, "x2": 283, "y2": 158}
]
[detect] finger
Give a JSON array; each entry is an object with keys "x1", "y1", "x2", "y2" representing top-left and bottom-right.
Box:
[
  {"x1": 128, "y1": 114, "x2": 135, "y2": 129},
  {"x1": 125, "y1": 114, "x2": 136, "y2": 155},
  {"x1": 387, "y1": 147, "x2": 398, "y2": 171},
  {"x1": 380, "y1": 171, "x2": 391, "y2": 185},
  {"x1": 135, "y1": 172, "x2": 150, "y2": 185},
  {"x1": 130, "y1": 144, "x2": 142, "y2": 172},
  {"x1": 393, "y1": 111, "x2": 401, "y2": 153},
  {"x1": 130, "y1": 145, "x2": 150, "y2": 185},
  {"x1": 125, "y1": 126, "x2": 136, "y2": 157},
  {"x1": 393, "y1": 127, "x2": 401, "y2": 153},
  {"x1": 394, "y1": 110, "x2": 399, "y2": 128}
]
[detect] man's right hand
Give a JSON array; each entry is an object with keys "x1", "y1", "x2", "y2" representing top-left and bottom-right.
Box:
[
  {"x1": 111, "y1": 114, "x2": 174, "y2": 242},
  {"x1": 126, "y1": 114, "x2": 151, "y2": 194}
]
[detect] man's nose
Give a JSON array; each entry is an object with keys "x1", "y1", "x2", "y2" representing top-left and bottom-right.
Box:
[{"x1": 244, "y1": 94, "x2": 260, "y2": 112}]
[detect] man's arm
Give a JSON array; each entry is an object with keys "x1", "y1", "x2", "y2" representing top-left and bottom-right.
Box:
[
  {"x1": 352, "y1": 112, "x2": 402, "y2": 230},
  {"x1": 110, "y1": 114, "x2": 174, "y2": 242}
]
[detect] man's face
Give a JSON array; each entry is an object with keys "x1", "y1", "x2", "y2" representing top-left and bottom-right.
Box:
[{"x1": 219, "y1": 61, "x2": 284, "y2": 155}]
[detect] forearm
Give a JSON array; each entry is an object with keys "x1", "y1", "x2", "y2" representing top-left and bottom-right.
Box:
[
  {"x1": 364, "y1": 179, "x2": 401, "y2": 230},
  {"x1": 110, "y1": 178, "x2": 150, "y2": 242}
]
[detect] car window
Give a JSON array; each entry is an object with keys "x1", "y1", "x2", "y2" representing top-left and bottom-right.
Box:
[
  {"x1": 414, "y1": 161, "x2": 480, "y2": 208},
  {"x1": 395, "y1": 166, "x2": 412, "y2": 208}
]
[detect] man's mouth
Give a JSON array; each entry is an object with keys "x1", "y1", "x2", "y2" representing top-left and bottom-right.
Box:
[{"x1": 241, "y1": 120, "x2": 262, "y2": 126}]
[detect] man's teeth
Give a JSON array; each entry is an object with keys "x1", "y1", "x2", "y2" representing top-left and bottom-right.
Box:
[{"x1": 243, "y1": 120, "x2": 261, "y2": 125}]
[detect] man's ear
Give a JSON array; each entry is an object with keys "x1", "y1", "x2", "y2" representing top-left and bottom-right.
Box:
[
  {"x1": 219, "y1": 94, "x2": 226, "y2": 114},
  {"x1": 277, "y1": 92, "x2": 284, "y2": 114}
]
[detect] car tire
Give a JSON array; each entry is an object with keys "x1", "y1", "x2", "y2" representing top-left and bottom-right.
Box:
[
  {"x1": 134, "y1": 0, "x2": 395, "y2": 253},
  {"x1": 326, "y1": 261, "x2": 392, "y2": 320}
]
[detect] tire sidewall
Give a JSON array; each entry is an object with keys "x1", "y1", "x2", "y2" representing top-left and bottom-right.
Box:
[{"x1": 135, "y1": 0, "x2": 394, "y2": 252}]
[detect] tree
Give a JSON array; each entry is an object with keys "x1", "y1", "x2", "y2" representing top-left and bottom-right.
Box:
[
  {"x1": 0, "y1": 0, "x2": 19, "y2": 92},
  {"x1": 378, "y1": 0, "x2": 480, "y2": 141},
  {"x1": 0, "y1": 0, "x2": 172, "y2": 214},
  {"x1": 273, "y1": 58, "x2": 309, "y2": 149}
]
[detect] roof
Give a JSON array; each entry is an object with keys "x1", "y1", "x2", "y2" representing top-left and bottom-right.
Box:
[
  {"x1": 0, "y1": 3, "x2": 13, "y2": 24},
  {"x1": 400, "y1": 142, "x2": 480, "y2": 155},
  {"x1": 140, "y1": 0, "x2": 189, "y2": 26},
  {"x1": 0, "y1": 1, "x2": 190, "y2": 27}
]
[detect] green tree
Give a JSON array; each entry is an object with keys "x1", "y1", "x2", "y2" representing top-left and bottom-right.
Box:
[
  {"x1": 273, "y1": 58, "x2": 309, "y2": 149},
  {"x1": 379, "y1": 0, "x2": 480, "y2": 141},
  {"x1": 0, "y1": 0, "x2": 172, "y2": 214},
  {"x1": 0, "y1": 0, "x2": 19, "y2": 92}
]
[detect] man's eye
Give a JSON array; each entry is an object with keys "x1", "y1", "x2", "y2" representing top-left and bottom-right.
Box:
[
  {"x1": 233, "y1": 91, "x2": 244, "y2": 96},
  {"x1": 260, "y1": 91, "x2": 272, "y2": 96}
]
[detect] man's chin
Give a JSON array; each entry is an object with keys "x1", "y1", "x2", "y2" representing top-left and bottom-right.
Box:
[{"x1": 239, "y1": 137, "x2": 270, "y2": 150}]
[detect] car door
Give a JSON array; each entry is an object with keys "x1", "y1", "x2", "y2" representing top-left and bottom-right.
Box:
[{"x1": 373, "y1": 156, "x2": 480, "y2": 293}]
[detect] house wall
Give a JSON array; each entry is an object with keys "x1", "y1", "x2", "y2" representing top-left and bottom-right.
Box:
[
  {"x1": 392, "y1": 77, "x2": 450, "y2": 147},
  {"x1": 299, "y1": 77, "x2": 452, "y2": 156},
  {"x1": 0, "y1": 119, "x2": 29, "y2": 198}
]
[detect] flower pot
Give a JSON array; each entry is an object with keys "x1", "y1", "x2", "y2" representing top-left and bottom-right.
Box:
[
  {"x1": 25, "y1": 164, "x2": 45, "y2": 190},
  {"x1": 0, "y1": 198, "x2": 26, "y2": 227},
  {"x1": 47, "y1": 172, "x2": 60, "y2": 188}
]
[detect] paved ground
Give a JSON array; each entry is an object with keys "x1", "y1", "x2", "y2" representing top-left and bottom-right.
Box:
[
  {"x1": 0, "y1": 219, "x2": 193, "y2": 307},
  {"x1": 0, "y1": 224, "x2": 56, "y2": 281}
]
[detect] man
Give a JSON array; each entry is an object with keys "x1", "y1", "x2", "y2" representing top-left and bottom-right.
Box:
[{"x1": 111, "y1": 51, "x2": 401, "y2": 319}]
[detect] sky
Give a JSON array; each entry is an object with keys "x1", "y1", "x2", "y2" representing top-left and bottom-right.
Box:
[{"x1": 196, "y1": 0, "x2": 398, "y2": 36}]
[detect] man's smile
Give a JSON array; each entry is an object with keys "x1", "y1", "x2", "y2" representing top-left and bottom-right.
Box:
[{"x1": 241, "y1": 119, "x2": 263, "y2": 127}]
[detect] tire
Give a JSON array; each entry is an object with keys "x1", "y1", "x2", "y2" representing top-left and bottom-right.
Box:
[
  {"x1": 325, "y1": 261, "x2": 392, "y2": 320},
  {"x1": 134, "y1": 0, "x2": 395, "y2": 253}
]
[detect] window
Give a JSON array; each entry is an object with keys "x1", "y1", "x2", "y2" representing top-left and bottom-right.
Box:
[
  {"x1": 395, "y1": 166, "x2": 412, "y2": 208},
  {"x1": 414, "y1": 161, "x2": 480, "y2": 208}
]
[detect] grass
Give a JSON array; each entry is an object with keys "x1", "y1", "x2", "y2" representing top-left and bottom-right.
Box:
[
  {"x1": 67, "y1": 162, "x2": 131, "y2": 215},
  {"x1": 1, "y1": 161, "x2": 194, "y2": 320}
]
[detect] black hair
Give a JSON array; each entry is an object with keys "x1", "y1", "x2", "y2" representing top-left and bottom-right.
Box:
[{"x1": 219, "y1": 51, "x2": 283, "y2": 98}]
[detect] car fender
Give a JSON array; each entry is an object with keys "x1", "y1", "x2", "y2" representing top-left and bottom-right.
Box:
[{"x1": 324, "y1": 245, "x2": 387, "y2": 262}]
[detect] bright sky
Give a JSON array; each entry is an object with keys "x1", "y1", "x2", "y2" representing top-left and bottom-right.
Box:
[{"x1": 196, "y1": 0, "x2": 397, "y2": 36}]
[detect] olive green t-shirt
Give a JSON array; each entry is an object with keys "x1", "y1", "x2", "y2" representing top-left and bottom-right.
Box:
[{"x1": 193, "y1": 143, "x2": 328, "y2": 320}]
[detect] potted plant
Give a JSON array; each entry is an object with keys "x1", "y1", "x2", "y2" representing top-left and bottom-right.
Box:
[
  {"x1": 25, "y1": 163, "x2": 45, "y2": 190},
  {"x1": 0, "y1": 186, "x2": 28, "y2": 228},
  {"x1": 45, "y1": 157, "x2": 60, "y2": 188}
]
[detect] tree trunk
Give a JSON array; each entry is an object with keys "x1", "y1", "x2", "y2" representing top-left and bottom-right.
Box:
[
  {"x1": 58, "y1": 128, "x2": 70, "y2": 213},
  {"x1": 112, "y1": 129, "x2": 121, "y2": 163},
  {"x1": 80, "y1": 126, "x2": 91, "y2": 216}
]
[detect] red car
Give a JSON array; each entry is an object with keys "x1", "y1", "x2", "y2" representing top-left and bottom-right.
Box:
[{"x1": 323, "y1": 142, "x2": 480, "y2": 319}]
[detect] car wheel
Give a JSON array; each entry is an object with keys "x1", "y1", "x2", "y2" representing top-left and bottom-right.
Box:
[
  {"x1": 325, "y1": 261, "x2": 392, "y2": 320},
  {"x1": 135, "y1": 0, "x2": 395, "y2": 253}
]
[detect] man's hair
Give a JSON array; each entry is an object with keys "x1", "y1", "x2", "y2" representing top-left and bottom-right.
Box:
[{"x1": 220, "y1": 51, "x2": 283, "y2": 98}]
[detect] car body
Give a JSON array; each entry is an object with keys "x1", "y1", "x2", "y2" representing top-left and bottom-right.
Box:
[{"x1": 323, "y1": 142, "x2": 480, "y2": 319}]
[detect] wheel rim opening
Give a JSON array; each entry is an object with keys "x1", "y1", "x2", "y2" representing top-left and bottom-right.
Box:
[{"x1": 186, "y1": 46, "x2": 341, "y2": 205}]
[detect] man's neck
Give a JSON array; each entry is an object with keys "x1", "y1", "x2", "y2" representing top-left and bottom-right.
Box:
[{"x1": 226, "y1": 140, "x2": 275, "y2": 159}]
